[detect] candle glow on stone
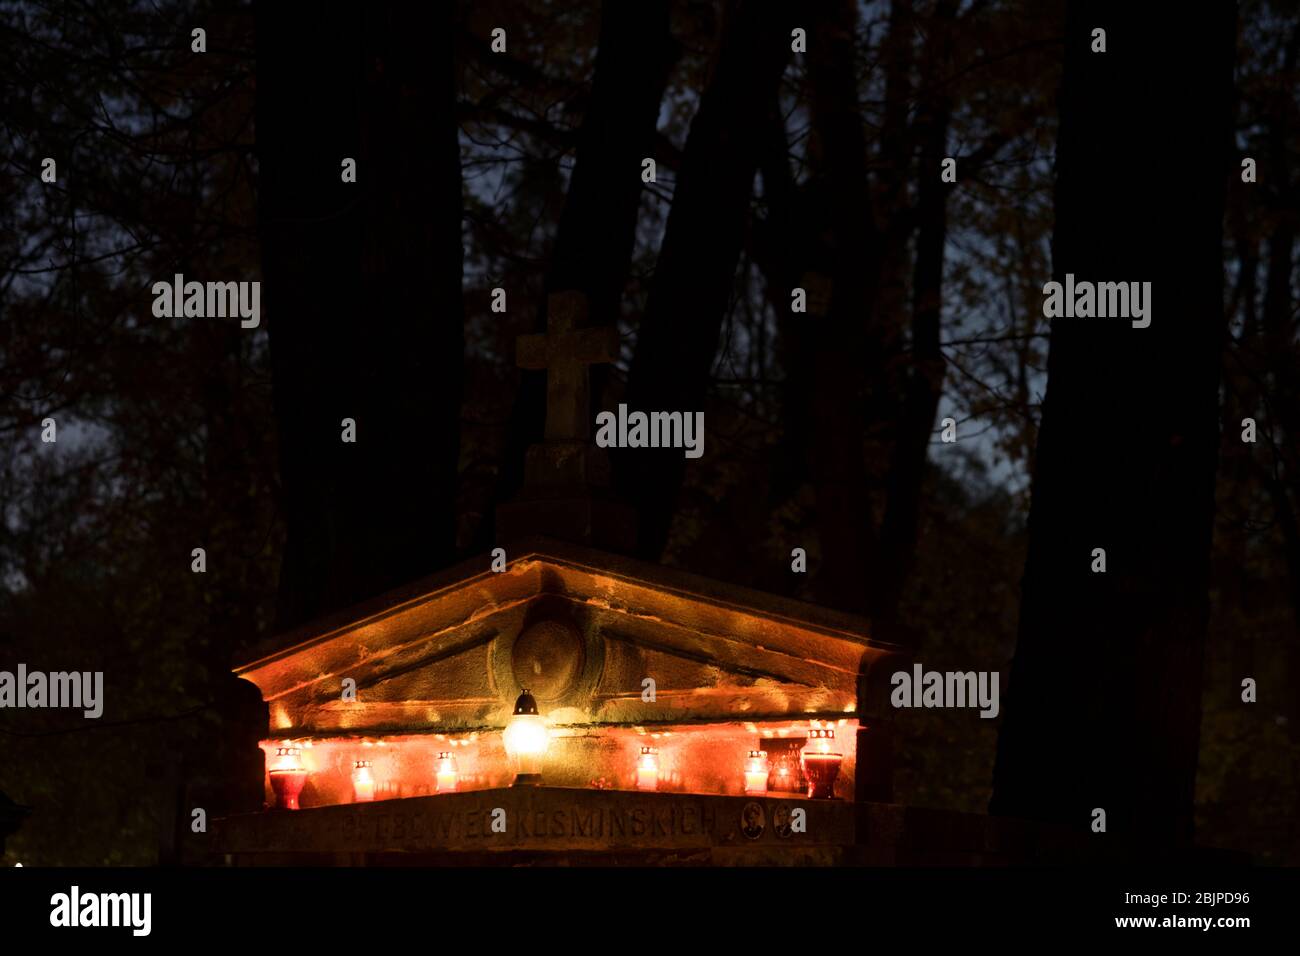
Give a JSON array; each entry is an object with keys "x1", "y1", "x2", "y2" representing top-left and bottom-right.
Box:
[
  {"x1": 503, "y1": 690, "x2": 548, "y2": 785},
  {"x1": 744, "y1": 749, "x2": 769, "y2": 794},
  {"x1": 435, "y1": 751, "x2": 459, "y2": 793},
  {"x1": 269, "y1": 746, "x2": 308, "y2": 810},
  {"x1": 636, "y1": 746, "x2": 659, "y2": 791},
  {"x1": 801, "y1": 728, "x2": 843, "y2": 799},
  {"x1": 352, "y1": 759, "x2": 375, "y2": 802}
]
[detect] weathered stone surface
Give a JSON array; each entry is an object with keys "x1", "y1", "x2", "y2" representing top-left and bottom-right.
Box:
[
  {"x1": 515, "y1": 291, "x2": 618, "y2": 443},
  {"x1": 230, "y1": 538, "x2": 905, "y2": 842},
  {"x1": 213, "y1": 786, "x2": 853, "y2": 860},
  {"x1": 235, "y1": 538, "x2": 902, "y2": 738},
  {"x1": 257, "y1": 722, "x2": 859, "y2": 808},
  {"x1": 208, "y1": 793, "x2": 1243, "y2": 866}
]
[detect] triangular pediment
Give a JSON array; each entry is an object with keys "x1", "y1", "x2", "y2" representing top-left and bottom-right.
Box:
[{"x1": 236, "y1": 538, "x2": 902, "y2": 737}]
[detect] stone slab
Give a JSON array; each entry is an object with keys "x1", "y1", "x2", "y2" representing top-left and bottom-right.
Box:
[{"x1": 212, "y1": 786, "x2": 853, "y2": 857}]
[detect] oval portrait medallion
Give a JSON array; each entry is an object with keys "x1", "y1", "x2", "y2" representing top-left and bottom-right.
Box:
[{"x1": 510, "y1": 619, "x2": 586, "y2": 702}]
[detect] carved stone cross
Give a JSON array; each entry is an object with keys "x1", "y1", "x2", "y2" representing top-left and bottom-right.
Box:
[{"x1": 516, "y1": 291, "x2": 619, "y2": 442}]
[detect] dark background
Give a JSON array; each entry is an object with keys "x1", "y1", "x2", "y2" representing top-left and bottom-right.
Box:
[{"x1": 0, "y1": 0, "x2": 1296, "y2": 864}]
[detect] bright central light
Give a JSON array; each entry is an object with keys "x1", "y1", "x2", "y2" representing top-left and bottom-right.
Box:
[
  {"x1": 503, "y1": 714, "x2": 548, "y2": 757},
  {"x1": 503, "y1": 690, "x2": 548, "y2": 786}
]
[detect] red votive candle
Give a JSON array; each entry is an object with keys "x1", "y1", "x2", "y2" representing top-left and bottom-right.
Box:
[
  {"x1": 269, "y1": 746, "x2": 308, "y2": 810},
  {"x1": 801, "y1": 729, "x2": 842, "y2": 799}
]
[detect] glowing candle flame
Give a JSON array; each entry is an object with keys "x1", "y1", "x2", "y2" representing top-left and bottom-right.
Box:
[
  {"x1": 503, "y1": 690, "x2": 548, "y2": 786},
  {"x1": 435, "y1": 751, "x2": 459, "y2": 794},
  {"x1": 636, "y1": 746, "x2": 659, "y2": 792},
  {"x1": 744, "y1": 749, "x2": 769, "y2": 794},
  {"x1": 352, "y1": 759, "x2": 375, "y2": 803}
]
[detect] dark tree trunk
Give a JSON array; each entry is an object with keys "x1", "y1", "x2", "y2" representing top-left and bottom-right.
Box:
[
  {"x1": 1260, "y1": 221, "x2": 1300, "y2": 736},
  {"x1": 194, "y1": 318, "x2": 267, "y2": 822},
  {"x1": 257, "y1": 2, "x2": 464, "y2": 630},
  {"x1": 487, "y1": 0, "x2": 672, "y2": 550},
  {"x1": 1218, "y1": 233, "x2": 1257, "y2": 681},
  {"x1": 754, "y1": 99, "x2": 812, "y2": 506},
  {"x1": 1257, "y1": 21, "x2": 1300, "y2": 735},
  {"x1": 990, "y1": 2, "x2": 1235, "y2": 844},
  {"x1": 872, "y1": 0, "x2": 917, "y2": 425},
  {"x1": 616, "y1": 0, "x2": 796, "y2": 560},
  {"x1": 802, "y1": 0, "x2": 883, "y2": 612},
  {"x1": 545, "y1": 0, "x2": 672, "y2": 320},
  {"x1": 873, "y1": 0, "x2": 959, "y2": 626}
]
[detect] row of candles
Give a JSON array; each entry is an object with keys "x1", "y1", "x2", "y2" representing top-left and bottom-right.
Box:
[{"x1": 267, "y1": 691, "x2": 844, "y2": 810}]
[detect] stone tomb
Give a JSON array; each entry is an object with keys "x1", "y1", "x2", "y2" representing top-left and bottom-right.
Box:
[{"x1": 212, "y1": 538, "x2": 904, "y2": 864}]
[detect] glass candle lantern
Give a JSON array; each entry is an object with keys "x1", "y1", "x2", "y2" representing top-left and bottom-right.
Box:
[
  {"x1": 801, "y1": 728, "x2": 843, "y2": 799},
  {"x1": 435, "y1": 752, "x2": 459, "y2": 793},
  {"x1": 269, "y1": 746, "x2": 308, "y2": 810},
  {"x1": 636, "y1": 746, "x2": 660, "y2": 791},
  {"x1": 764, "y1": 739, "x2": 807, "y2": 794},
  {"x1": 744, "y1": 750, "x2": 769, "y2": 794},
  {"x1": 502, "y1": 690, "x2": 548, "y2": 786},
  {"x1": 352, "y1": 759, "x2": 375, "y2": 803}
]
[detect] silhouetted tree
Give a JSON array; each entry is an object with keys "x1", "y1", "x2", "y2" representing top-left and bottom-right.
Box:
[
  {"x1": 992, "y1": 0, "x2": 1236, "y2": 844},
  {"x1": 616, "y1": 0, "x2": 797, "y2": 560},
  {"x1": 257, "y1": 1, "x2": 464, "y2": 628}
]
